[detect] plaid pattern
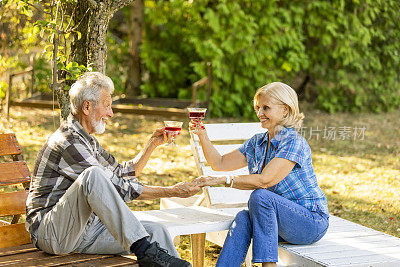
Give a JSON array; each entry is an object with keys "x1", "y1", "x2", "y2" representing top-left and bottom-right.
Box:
[
  {"x1": 239, "y1": 127, "x2": 329, "y2": 216},
  {"x1": 26, "y1": 115, "x2": 143, "y2": 244}
]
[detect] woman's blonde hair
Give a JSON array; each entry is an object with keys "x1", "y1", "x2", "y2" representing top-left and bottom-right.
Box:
[{"x1": 254, "y1": 82, "x2": 304, "y2": 129}]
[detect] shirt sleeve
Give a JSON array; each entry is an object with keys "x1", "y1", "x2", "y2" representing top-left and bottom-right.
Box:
[
  {"x1": 274, "y1": 137, "x2": 305, "y2": 168},
  {"x1": 96, "y1": 141, "x2": 136, "y2": 179},
  {"x1": 238, "y1": 135, "x2": 257, "y2": 157},
  {"x1": 58, "y1": 141, "x2": 143, "y2": 202}
]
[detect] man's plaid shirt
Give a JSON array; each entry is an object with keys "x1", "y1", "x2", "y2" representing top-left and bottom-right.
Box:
[
  {"x1": 26, "y1": 115, "x2": 143, "y2": 245},
  {"x1": 238, "y1": 127, "x2": 329, "y2": 216}
]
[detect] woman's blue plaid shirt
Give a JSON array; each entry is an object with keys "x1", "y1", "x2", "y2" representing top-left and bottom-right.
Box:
[{"x1": 239, "y1": 127, "x2": 329, "y2": 216}]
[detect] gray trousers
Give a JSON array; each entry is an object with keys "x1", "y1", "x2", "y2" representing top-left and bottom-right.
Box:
[{"x1": 36, "y1": 166, "x2": 179, "y2": 257}]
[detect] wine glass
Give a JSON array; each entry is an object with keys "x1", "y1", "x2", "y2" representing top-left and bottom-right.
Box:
[
  {"x1": 164, "y1": 121, "x2": 183, "y2": 146},
  {"x1": 188, "y1": 108, "x2": 207, "y2": 129}
]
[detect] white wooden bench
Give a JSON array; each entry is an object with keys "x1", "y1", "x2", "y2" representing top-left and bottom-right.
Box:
[{"x1": 161, "y1": 122, "x2": 400, "y2": 266}]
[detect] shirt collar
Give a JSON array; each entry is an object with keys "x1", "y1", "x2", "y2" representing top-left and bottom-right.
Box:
[
  {"x1": 68, "y1": 114, "x2": 94, "y2": 144},
  {"x1": 260, "y1": 127, "x2": 294, "y2": 148}
]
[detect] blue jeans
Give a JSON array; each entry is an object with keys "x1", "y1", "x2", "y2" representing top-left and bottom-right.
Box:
[{"x1": 216, "y1": 189, "x2": 329, "y2": 266}]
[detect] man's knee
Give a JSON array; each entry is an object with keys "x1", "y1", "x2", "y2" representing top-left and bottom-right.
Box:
[
  {"x1": 79, "y1": 166, "x2": 113, "y2": 193},
  {"x1": 81, "y1": 166, "x2": 109, "y2": 184}
]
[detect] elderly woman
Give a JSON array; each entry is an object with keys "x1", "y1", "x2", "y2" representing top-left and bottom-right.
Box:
[{"x1": 191, "y1": 82, "x2": 329, "y2": 267}]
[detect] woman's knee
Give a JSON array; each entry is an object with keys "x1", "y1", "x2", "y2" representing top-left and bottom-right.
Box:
[
  {"x1": 232, "y1": 210, "x2": 251, "y2": 230},
  {"x1": 235, "y1": 210, "x2": 250, "y2": 223},
  {"x1": 248, "y1": 189, "x2": 274, "y2": 208}
]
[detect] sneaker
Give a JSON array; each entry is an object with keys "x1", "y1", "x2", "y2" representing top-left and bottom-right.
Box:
[{"x1": 138, "y1": 242, "x2": 192, "y2": 267}]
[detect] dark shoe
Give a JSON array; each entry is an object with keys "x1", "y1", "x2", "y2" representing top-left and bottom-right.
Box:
[{"x1": 138, "y1": 242, "x2": 191, "y2": 267}]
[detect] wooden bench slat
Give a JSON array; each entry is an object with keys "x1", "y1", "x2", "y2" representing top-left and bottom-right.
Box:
[
  {"x1": 62, "y1": 255, "x2": 137, "y2": 267},
  {"x1": 0, "y1": 191, "x2": 28, "y2": 216},
  {"x1": 206, "y1": 187, "x2": 252, "y2": 205},
  {"x1": 0, "y1": 223, "x2": 31, "y2": 249},
  {"x1": 0, "y1": 162, "x2": 31, "y2": 186},
  {"x1": 307, "y1": 246, "x2": 400, "y2": 261},
  {"x1": 192, "y1": 123, "x2": 266, "y2": 142},
  {"x1": 322, "y1": 231, "x2": 383, "y2": 240},
  {"x1": 0, "y1": 134, "x2": 22, "y2": 156},
  {"x1": 197, "y1": 144, "x2": 242, "y2": 163},
  {"x1": 290, "y1": 243, "x2": 400, "y2": 255},
  {"x1": 325, "y1": 252, "x2": 400, "y2": 266},
  {"x1": 282, "y1": 234, "x2": 400, "y2": 250},
  {"x1": 0, "y1": 251, "x2": 111, "y2": 266},
  {"x1": 0, "y1": 246, "x2": 136, "y2": 267},
  {"x1": 0, "y1": 244, "x2": 36, "y2": 257},
  {"x1": 202, "y1": 166, "x2": 249, "y2": 176}
]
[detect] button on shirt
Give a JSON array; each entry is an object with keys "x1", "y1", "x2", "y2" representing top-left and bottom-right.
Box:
[
  {"x1": 238, "y1": 127, "x2": 329, "y2": 216},
  {"x1": 26, "y1": 115, "x2": 143, "y2": 245}
]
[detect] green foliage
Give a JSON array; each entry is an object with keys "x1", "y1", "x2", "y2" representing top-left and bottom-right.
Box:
[
  {"x1": 1, "y1": 0, "x2": 87, "y2": 99},
  {"x1": 142, "y1": 0, "x2": 400, "y2": 117},
  {"x1": 33, "y1": 57, "x2": 52, "y2": 93},
  {"x1": 106, "y1": 34, "x2": 130, "y2": 94}
]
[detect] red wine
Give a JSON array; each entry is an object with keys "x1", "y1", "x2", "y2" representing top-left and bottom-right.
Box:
[
  {"x1": 189, "y1": 112, "x2": 205, "y2": 118},
  {"x1": 165, "y1": 127, "x2": 182, "y2": 132}
]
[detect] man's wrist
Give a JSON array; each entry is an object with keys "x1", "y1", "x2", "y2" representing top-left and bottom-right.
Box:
[{"x1": 167, "y1": 185, "x2": 177, "y2": 197}]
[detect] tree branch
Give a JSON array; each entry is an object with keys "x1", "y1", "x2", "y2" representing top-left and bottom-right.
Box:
[
  {"x1": 111, "y1": 0, "x2": 135, "y2": 14},
  {"x1": 87, "y1": 0, "x2": 98, "y2": 10},
  {"x1": 65, "y1": 4, "x2": 77, "y2": 33},
  {"x1": 66, "y1": 8, "x2": 90, "y2": 33}
]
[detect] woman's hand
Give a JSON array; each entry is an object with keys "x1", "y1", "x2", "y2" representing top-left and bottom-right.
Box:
[
  {"x1": 149, "y1": 127, "x2": 173, "y2": 146},
  {"x1": 189, "y1": 119, "x2": 206, "y2": 136},
  {"x1": 171, "y1": 181, "x2": 202, "y2": 198},
  {"x1": 193, "y1": 176, "x2": 226, "y2": 187}
]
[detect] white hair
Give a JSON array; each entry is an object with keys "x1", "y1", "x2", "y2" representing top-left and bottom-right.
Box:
[
  {"x1": 69, "y1": 72, "x2": 114, "y2": 115},
  {"x1": 254, "y1": 82, "x2": 304, "y2": 129}
]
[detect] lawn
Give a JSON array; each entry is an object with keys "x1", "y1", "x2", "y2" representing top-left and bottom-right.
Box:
[{"x1": 1, "y1": 106, "x2": 399, "y2": 266}]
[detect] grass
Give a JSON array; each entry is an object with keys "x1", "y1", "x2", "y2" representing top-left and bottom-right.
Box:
[{"x1": 1, "y1": 106, "x2": 399, "y2": 266}]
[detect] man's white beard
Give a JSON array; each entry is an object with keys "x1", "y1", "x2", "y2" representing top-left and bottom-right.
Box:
[{"x1": 91, "y1": 113, "x2": 106, "y2": 134}]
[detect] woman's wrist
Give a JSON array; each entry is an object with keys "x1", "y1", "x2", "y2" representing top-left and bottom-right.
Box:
[{"x1": 225, "y1": 175, "x2": 235, "y2": 187}]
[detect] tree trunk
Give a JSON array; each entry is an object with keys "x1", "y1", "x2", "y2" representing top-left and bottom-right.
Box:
[
  {"x1": 57, "y1": 0, "x2": 134, "y2": 119},
  {"x1": 87, "y1": 2, "x2": 113, "y2": 74},
  {"x1": 70, "y1": 1, "x2": 90, "y2": 66},
  {"x1": 125, "y1": 0, "x2": 143, "y2": 96}
]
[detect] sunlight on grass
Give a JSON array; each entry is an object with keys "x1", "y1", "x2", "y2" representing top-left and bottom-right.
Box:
[{"x1": 1, "y1": 106, "x2": 399, "y2": 266}]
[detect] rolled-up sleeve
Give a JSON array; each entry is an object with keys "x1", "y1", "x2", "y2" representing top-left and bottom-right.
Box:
[
  {"x1": 97, "y1": 142, "x2": 136, "y2": 179},
  {"x1": 274, "y1": 137, "x2": 305, "y2": 168}
]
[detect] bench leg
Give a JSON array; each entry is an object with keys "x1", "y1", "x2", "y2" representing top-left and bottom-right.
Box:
[
  {"x1": 191, "y1": 233, "x2": 206, "y2": 267},
  {"x1": 244, "y1": 251, "x2": 252, "y2": 267},
  {"x1": 245, "y1": 242, "x2": 252, "y2": 267}
]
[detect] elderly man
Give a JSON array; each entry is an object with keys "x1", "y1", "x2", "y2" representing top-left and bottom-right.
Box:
[{"x1": 26, "y1": 72, "x2": 198, "y2": 267}]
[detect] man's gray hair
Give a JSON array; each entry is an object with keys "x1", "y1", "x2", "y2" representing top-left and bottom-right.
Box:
[{"x1": 69, "y1": 72, "x2": 114, "y2": 115}]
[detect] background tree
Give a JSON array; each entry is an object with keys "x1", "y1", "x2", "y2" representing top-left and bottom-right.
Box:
[
  {"x1": 125, "y1": 0, "x2": 143, "y2": 97},
  {"x1": 139, "y1": 0, "x2": 400, "y2": 117},
  {"x1": 14, "y1": 0, "x2": 138, "y2": 121}
]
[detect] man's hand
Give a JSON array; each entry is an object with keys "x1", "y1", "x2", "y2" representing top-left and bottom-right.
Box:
[
  {"x1": 171, "y1": 181, "x2": 202, "y2": 198},
  {"x1": 192, "y1": 176, "x2": 225, "y2": 187},
  {"x1": 150, "y1": 127, "x2": 173, "y2": 146}
]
